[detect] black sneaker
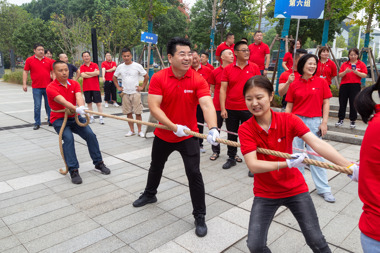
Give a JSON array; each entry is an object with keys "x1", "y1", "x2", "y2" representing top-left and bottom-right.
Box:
[
  {"x1": 222, "y1": 158, "x2": 236, "y2": 169},
  {"x1": 335, "y1": 120, "x2": 343, "y2": 127},
  {"x1": 350, "y1": 121, "x2": 356, "y2": 129},
  {"x1": 95, "y1": 161, "x2": 111, "y2": 175},
  {"x1": 33, "y1": 125, "x2": 40, "y2": 130},
  {"x1": 248, "y1": 171, "x2": 254, "y2": 177},
  {"x1": 194, "y1": 215, "x2": 207, "y2": 237},
  {"x1": 133, "y1": 193, "x2": 157, "y2": 207},
  {"x1": 69, "y1": 169, "x2": 82, "y2": 184}
]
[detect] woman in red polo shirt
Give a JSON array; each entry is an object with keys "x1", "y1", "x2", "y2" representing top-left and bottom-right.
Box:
[
  {"x1": 336, "y1": 48, "x2": 367, "y2": 129},
  {"x1": 354, "y1": 80, "x2": 380, "y2": 252},
  {"x1": 286, "y1": 54, "x2": 336, "y2": 203},
  {"x1": 239, "y1": 75, "x2": 356, "y2": 253},
  {"x1": 282, "y1": 39, "x2": 301, "y2": 71},
  {"x1": 316, "y1": 46, "x2": 337, "y2": 87}
]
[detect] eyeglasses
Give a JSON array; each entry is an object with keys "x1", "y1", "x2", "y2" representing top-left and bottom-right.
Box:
[{"x1": 236, "y1": 49, "x2": 250, "y2": 53}]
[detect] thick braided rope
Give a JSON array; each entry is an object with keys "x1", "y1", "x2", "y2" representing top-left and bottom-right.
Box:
[
  {"x1": 52, "y1": 109, "x2": 89, "y2": 175},
  {"x1": 84, "y1": 110, "x2": 353, "y2": 175}
]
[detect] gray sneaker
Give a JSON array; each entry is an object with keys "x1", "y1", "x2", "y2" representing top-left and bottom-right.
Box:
[
  {"x1": 318, "y1": 192, "x2": 335, "y2": 203},
  {"x1": 335, "y1": 120, "x2": 343, "y2": 127}
]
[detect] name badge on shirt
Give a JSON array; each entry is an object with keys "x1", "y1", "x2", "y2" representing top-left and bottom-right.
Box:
[{"x1": 320, "y1": 76, "x2": 326, "y2": 79}]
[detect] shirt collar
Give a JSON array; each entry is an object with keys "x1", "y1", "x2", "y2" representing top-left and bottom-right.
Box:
[
  {"x1": 300, "y1": 75, "x2": 315, "y2": 83},
  {"x1": 253, "y1": 109, "x2": 277, "y2": 134},
  {"x1": 34, "y1": 55, "x2": 45, "y2": 60},
  {"x1": 55, "y1": 79, "x2": 71, "y2": 86},
  {"x1": 168, "y1": 66, "x2": 192, "y2": 79}
]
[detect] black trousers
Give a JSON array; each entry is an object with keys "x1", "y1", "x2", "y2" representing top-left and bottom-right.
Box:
[
  {"x1": 196, "y1": 104, "x2": 204, "y2": 147},
  {"x1": 225, "y1": 109, "x2": 252, "y2": 159},
  {"x1": 211, "y1": 110, "x2": 224, "y2": 154},
  {"x1": 104, "y1": 80, "x2": 117, "y2": 102},
  {"x1": 338, "y1": 83, "x2": 361, "y2": 121},
  {"x1": 144, "y1": 136, "x2": 206, "y2": 216}
]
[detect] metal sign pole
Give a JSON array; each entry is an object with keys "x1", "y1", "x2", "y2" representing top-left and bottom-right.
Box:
[{"x1": 292, "y1": 18, "x2": 301, "y2": 74}]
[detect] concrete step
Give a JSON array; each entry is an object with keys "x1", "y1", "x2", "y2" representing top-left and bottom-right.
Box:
[
  {"x1": 327, "y1": 117, "x2": 366, "y2": 136},
  {"x1": 329, "y1": 110, "x2": 362, "y2": 121},
  {"x1": 323, "y1": 130, "x2": 363, "y2": 145}
]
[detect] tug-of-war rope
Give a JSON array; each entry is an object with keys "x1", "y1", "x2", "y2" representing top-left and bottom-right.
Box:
[{"x1": 54, "y1": 109, "x2": 353, "y2": 176}]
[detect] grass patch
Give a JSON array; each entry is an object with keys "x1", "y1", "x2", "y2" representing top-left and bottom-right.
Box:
[{"x1": 3, "y1": 69, "x2": 31, "y2": 85}]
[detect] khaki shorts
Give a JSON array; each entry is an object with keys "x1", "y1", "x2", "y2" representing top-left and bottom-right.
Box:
[{"x1": 121, "y1": 92, "x2": 143, "y2": 115}]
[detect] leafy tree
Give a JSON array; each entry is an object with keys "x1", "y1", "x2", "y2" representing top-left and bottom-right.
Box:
[
  {"x1": 262, "y1": 27, "x2": 277, "y2": 46},
  {"x1": 336, "y1": 35, "x2": 347, "y2": 49}
]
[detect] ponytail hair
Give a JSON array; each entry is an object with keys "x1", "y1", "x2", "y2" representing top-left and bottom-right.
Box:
[{"x1": 354, "y1": 78, "x2": 380, "y2": 123}]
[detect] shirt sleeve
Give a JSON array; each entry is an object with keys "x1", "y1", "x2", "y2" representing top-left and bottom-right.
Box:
[
  {"x1": 360, "y1": 61, "x2": 368, "y2": 74},
  {"x1": 221, "y1": 66, "x2": 229, "y2": 82},
  {"x1": 322, "y1": 79, "x2": 333, "y2": 99},
  {"x1": 339, "y1": 62, "x2": 347, "y2": 73},
  {"x1": 283, "y1": 52, "x2": 290, "y2": 62},
  {"x1": 24, "y1": 58, "x2": 31, "y2": 71},
  {"x1": 264, "y1": 44, "x2": 270, "y2": 54},
  {"x1": 73, "y1": 81, "x2": 82, "y2": 93},
  {"x1": 238, "y1": 121, "x2": 258, "y2": 155},
  {"x1": 101, "y1": 62, "x2": 105, "y2": 69},
  {"x1": 138, "y1": 64, "x2": 147, "y2": 76},
  {"x1": 72, "y1": 65, "x2": 78, "y2": 72},
  {"x1": 46, "y1": 85, "x2": 60, "y2": 100},
  {"x1": 285, "y1": 82, "x2": 295, "y2": 102},
  {"x1": 331, "y1": 61, "x2": 337, "y2": 77},
  {"x1": 215, "y1": 44, "x2": 222, "y2": 57},
  {"x1": 94, "y1": 64, "x2": 99, "y2": 70},
  {"x1": 113, "y1": 66, "x2": 120, "y2": 77},
  {"x1": 279, "y1": 72, "x2": 288, "y2": 84},
  {"x1": 148, "y1": 73, "x2": 162, "y2": 95},
  {"x1": 289, "y1": 113, "x2": 310, "y2": 138},
  {"x1": 196, "y1": 75, "x2": 211, "y2": 99},
  {"x1": 208, "y1": 71, "x2": 216, "y2": 85},
  {"x1": 254, "y1": 64, "x2": 261, "y2": 75},
  {"x1": 79, "y1": 65, "x2": 84, "y2": 73}
]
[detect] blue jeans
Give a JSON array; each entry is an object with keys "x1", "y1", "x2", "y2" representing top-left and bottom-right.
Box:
[
  {"x1": 32, "y1": 88, "x2": 51, "y2": 125},
  {"x1": 293, "y1": 116, "x2": 331, "y2": 194},
  {"x1": 361, "y1": 232, "x2": 380, "y2": 253},
  {"x1": 53, "y1": 116, "x2": 102, "y2": 172},
  {"x1": 247, "y1": 192, "x2": 330, "y2": 253}
]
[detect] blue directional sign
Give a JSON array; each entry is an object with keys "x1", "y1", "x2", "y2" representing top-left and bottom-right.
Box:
[
  {"x1": 274, "y1": 0, "x2": 326, "y2": 19},
  {"x1": 141, "y1": 32, "x2": 158, "y2": 44}
]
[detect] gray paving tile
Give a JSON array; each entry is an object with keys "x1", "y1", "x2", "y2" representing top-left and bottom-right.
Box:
[
  {"x1": 150, "y1": 241, "x2": 191, "y2": 253},
  {"x1": 2, "y1": 245, "x2": 29, "y2": 253},
  {"x1": 76, "y1": 236, "x2": 126, "y2": 253},
  {"x1": 0, "y1": 235, "x2": 21, "y2": 252}
]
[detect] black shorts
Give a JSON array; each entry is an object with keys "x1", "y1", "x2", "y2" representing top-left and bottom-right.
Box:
[{"x1": 84, "y1": 90, "x2": 102, "y2": 103}]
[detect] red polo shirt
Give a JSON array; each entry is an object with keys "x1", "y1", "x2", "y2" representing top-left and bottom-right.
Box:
[
  {"x1": 279, "y1": 69, "x2": 301, "y2": 85},
  {"x1": 215, "y1": 41, "x2": 235, "y2": 64},
  {"x1": 24, "y1": 55, "x2": 53, "y2": 89},
  {"x1": 249, "y1": 42, "x2": 270, "y2": 70},
  {"x1": 315, "y1": 59, "x2": 337, "y2": 86},
  {"x1": 80, "y1": 62, "x2": 100, "y2": 91},
  {"x1": 46, "y1": 79, "x2": 81, "y2": 123},
  {"x1": 359, "y1": 104, "x2": 380, "y2": 241},
  {"x1": 283, "y1": 52, "x2": 293, "y2": 70},
  {"x1": 191, "y1": 65, "x2": 212, "y2": 85},
  {"x1": 339, "y1": 60, "x2": 367, "y2": 85},
  {"x1": 101, "y1": 61, "x2": 116, "y2": 81},
  {"x1": 286, "y1": 76, "x2": 332, "y2": 118},
  {"x1": 239, "y1": 110, "x2": 310, "y2": 198},
  {"x1": 208, "y1": 66, "x2": 224, "y2": 111},
  {"x1": 205, "y1": 62, "x2": 214, "y2": 70},
  {"x1": 149, "y1": 67, "x2": 210, "y2": 143},
  {"x1": 221, "y1": 61, "x2": 261, "y2": 110}
]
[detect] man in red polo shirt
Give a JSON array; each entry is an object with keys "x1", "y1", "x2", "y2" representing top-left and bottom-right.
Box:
[
  {"x1": 249, "y1": 31, "x2": 270, "y2": 76},
  {"x1": 220, "y1": 41, "x2": 260, "y2": 173},
  {"x1": 80, "y1": 51, "x2": 104, "y2": 124},
  {"x1": 208, "y1": 48, "x2": 235, "y2": 161},
  {"x1": 101, "y1": 52, "x2": 118, "y2": 108},
  {"x1": 200, "y1": 52, "x2": 214, "y2": 70},
  {"x1": 191, "y1": 50, "x2": 212, "y2": 153},
  {"x1": 215, "y1": 32, "x2": 235, "y2": 64},
  {"x1": 46, "y1": 61, "x2": 111, "y2": 184},
  {"x1": 132, "y1": 37, "x2": 219, "y2": 238},
  {"x1": 23, "y1": 43, "x2": 53, "y2": 130},
  {"x1": 278, "y1": 48, "x2": 307, "y2": 109}
]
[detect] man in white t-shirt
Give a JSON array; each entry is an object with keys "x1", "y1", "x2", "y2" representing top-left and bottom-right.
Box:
[{"x1": 113, "y1": 48, "x2": 149, "y2": 137}]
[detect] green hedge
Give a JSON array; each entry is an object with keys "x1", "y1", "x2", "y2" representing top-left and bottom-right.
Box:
[{"x1": 3, "y1": 70, "x2": 31, "y2": 85}]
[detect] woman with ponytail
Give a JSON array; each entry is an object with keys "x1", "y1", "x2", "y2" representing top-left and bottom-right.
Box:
[{"x1": 354, "y1": 79, "x2": 380, "y2": 253}]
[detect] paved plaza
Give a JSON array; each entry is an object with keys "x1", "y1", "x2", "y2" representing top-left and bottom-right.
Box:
[{"x1": 0, "y1": 81, "x2": 363, "y2": 253}]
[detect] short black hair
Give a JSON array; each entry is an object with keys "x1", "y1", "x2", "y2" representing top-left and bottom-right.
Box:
[
  {"x1": 297, "y1": 54, "x2": 318, "y2": 76},
  {"x1": 234, "y1": 41, "x2": 248, "y2": 51},
  {"x1": 295, "y1": 48, "x2": 307, "y2": 59},
  {"x1": 82, "y1": 51, "x2": 91, "y2": 57},
  {"x1": 53, "y1": 60, "x2": 68, "y2": 70},
  {"x1": 243, "y1": 75, "x2": 273, "y2": 97},
  {"x1": 44, "y1": 49, "x2": 52, "y2": 55},
  {"x1": 355, "y1": 78, "x2": 380, "y2": 123},
  {"x1": 121, "y1": 48, "x2": 132, "y2": 54},
  {"x1": 201, "y1": 52, "x2": 209, "y2": 58},
  {"x1": 226, "y1": 32, "x2": 234, "y2": 39},
  {"x1": 167, "y1": 37, "x2": 191, "y2": 56},
  {"x1": 241, "y1": 37, "x2": 248, "y2": 42},
  {"x1": 254, "y1": 30, "x2": 262, "y2": 36},
  {"x1": 34, "y1": 43, "x2": 43, "y2": 50}
]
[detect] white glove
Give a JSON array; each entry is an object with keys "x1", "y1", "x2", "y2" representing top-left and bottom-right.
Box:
[
  {"x1": 173, "y1": 124, "x2": 190, "y2": 137},
  {"x1": 347, "y1": 164, "x2": 359, "y2": 182},
  {"x1": 75, "y1": 106, "x2": 87, "y2": 116},
  {"x1": 286, "y1": 153, "x2": 307, "y2": 168},
  {"x1": 207, "y1": 128, "x2": 220, "y2": 146}
]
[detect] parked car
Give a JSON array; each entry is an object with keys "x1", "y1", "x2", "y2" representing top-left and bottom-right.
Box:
[{"x1": 367, "y1": 63, "x2": 380, "y2": 79}]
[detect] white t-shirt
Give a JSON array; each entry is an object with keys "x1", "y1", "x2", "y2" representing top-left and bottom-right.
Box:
[{"x1": 114, "y1": 62, "x2": 147, "y2": 94}]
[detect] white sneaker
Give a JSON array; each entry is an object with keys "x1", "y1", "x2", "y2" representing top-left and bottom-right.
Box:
[
  {"x1": 125, "y1": 131, "x2": 135, "y2": 137},
  {"x1": 90, "y1": 117, "x2": 95, "y2": 124},
  {"x1": 105, "y1": 103, "x2": 109, "y2": 108},
  {"x1": 99, "y1": 118, "x2": 104, "y2": 124},
  {"x1": 138, "y1": 131, "x2": 145, "y2": 138},
  {"x1": 113, "y1": 102, "x2": 120, "y2": 107}
]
